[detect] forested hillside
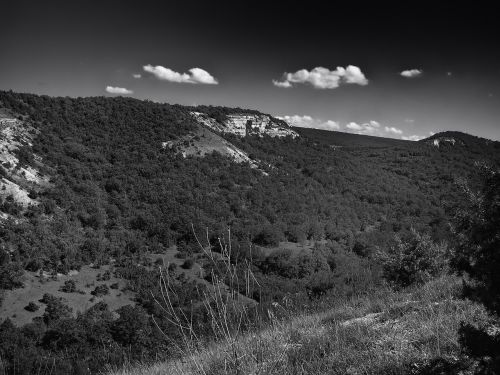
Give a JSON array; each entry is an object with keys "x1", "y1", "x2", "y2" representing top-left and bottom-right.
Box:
[{"x1": 0, "y1": 91, "x2": 499, "y2": 374}]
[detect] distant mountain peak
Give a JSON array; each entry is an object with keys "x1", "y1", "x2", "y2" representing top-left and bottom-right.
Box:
[{"x1": 421, "y1": 131, "x2": 498, "y2": 149}]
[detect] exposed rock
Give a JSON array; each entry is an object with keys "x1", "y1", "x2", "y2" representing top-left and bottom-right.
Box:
[
  {"x1": 162, "y1": 125, "x2": 266, "y2": 173},
  {"x1": 424, "y1": 136, "x2": 465, "y2": 148},
  {"x1": 190, "y1": 111, "x2": 298, "y2": 138},
  {"x1": 0, "y1": 112, "x2": 48, "y2": 211}
]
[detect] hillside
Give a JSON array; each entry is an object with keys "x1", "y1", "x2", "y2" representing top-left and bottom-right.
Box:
[
  {"x1": 110, "y1": 276, "x2": 489, "y2": 375},
  {"x1": 0, "y1": 91, "x2": 499, "y2": 374},
  {"x1": 294, "y1": 126, "x2": 413, "y2": 148}
]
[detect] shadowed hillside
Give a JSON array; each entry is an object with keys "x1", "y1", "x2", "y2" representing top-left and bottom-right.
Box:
[{"x1": 294, "y1": 127, "x2": 413, "y2": 148}]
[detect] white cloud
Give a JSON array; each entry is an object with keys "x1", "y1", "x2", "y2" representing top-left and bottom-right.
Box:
[
  {"x1": 273, "y1": 65, "x2": 368, "y2": 89},
  {"x1": 281, "y1": 116, "x2": 410, "y2": 139},
  {"x1": 346, "y1": 122, "x2": 363, "y2": 131},
  {"x1": 400, "y1": 69, "x2": 423, "y2": 78},
  {"x1": 385, "y1": 126, "x2": 403, "y2": 135},
  {"x1": 346, "y1": 121, "x2": 381, "y2": 135},
  {"x1": 401, "y1": 134, "x2": 424, "y2": 141},
  {"x1": 278, "y1": 115, "x2": 340, "y2": 130},
  {"x1": 105, "y1": 86, "x2": 133, "y2": 95},
  {"x1": 345, "y1": 121, "x2": 406, "y2": 138},
  {"x1": 323, "y1": 120, "x2": 340, "y2": 130},
  {"x1": 132, "y1": 73, "x2": 142, "y2": 79},
  {"x1": 143, "y1": 65, "x2": 218, "y2": 84},
  {"x1": 272, "y1": 79, "x2": 292, "y2": 88}
]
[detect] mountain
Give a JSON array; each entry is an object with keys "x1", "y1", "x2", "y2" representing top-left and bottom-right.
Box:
[
  {"x1": 0, "y1": 90, "x2": 499, "y2": 374},
  {"x1": 421, "y1": 130, "x2": 500, "y2": 151}
]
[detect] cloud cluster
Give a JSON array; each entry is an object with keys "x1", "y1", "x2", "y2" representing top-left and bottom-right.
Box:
[
  {"x1": 385, "y1": 126, "x2": 403, "y2": 135},
  {"x1": 277, "y1": 115, "x2": 340, "y2": 130},
  {"x1": 143, "y1": 65, "x2": 218, "y2": 84},
  {"x1": 345, "y1": 120, "x2": 382, "y2": 135},
  {"x1": 280, "y1": 115, "x2": 425, "y2": 140},
  {"x1": 400, "y1": 69, "x2": 422, "y2": 78},
  {"x1": 273, "y1": 65, "x2": 368, "y2": 89},
  {"x1": 105, "y1": 86, "x2": 133, "y2": 95},
  {"x1": 132, "y1": 73, "x2": 142, "y2": 79}
]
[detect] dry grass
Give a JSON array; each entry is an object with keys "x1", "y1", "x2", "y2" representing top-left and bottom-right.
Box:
[
  {"x1": 0, "y1": 264, "x2": 135, "y2": 325},
  {"x1": 108, "y1": 274, "x2": 488, "y2": 375}
]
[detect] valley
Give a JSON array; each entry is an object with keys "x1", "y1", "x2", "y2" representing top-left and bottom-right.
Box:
[{"x1": 0, "y1": 91, "x2": 499, "y2": 374}]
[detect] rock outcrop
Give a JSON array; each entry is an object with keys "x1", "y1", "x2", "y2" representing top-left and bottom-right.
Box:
[
  {"x1": 0, "y1": 112, "x2": 48, "y2": 210},
  {"x1": 191, "y1": 112, "x2": 298, "y2": 138}
]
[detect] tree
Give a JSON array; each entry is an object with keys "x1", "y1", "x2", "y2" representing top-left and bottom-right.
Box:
[
  {"x1": 453, "y1": 166, "x2": 500, "y2": 373},
  {"x1": 42, "y1": 294, "x2": 72, "y2": 325},
  {"x1": 111, "y1": 305, "x2": 151, "y2": 348}
]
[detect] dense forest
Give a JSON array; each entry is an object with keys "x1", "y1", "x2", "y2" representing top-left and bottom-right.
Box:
[{"x1": 0, "y1": 91, "x2": 499, "y2": 374}]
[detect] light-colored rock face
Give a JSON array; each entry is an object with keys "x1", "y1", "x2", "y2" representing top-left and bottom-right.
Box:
[
  {"x1": 429, "y1": 137, "x2": 461, "y2": 147},
  {"x1": 190, "y1": 112, "x2": 298, "y2": 138},
  {"x1": 0, "y1": 114, "x2": 48, "y2": 211},
  {"x1": 162, "y1": 126, "x2": 267, "y2": 173}
]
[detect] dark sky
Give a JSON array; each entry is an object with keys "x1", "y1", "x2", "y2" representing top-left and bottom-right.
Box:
[{"x1": 1, "y1": 1, "x2": 499, "y2": 140}]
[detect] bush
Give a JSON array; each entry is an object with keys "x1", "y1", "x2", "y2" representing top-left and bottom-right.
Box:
[
  {"x1": 181, "y1": 258, "x2": 195, "y2": 269},
  {"x1": 168, "y1": 263, "x2": 178, "y2": 272},
  {"x1": 453, "y1": 166, "x2": 500, "y2": 372},
  {"x1": 59, "y1": 280, "x2": 77, "y2": 293},
  {"x1": 42, "y1": 295, "x2": 72, "y2": 324},
  {"x1": 254, "y1": 225, "x2": 281, "y2": 246},
  {"x1": 97, "y1": 270, "x2": 111, "y2": 281},
  {"x1": 376, "y1": 229, "x2": 448, "y2": 288},
  {"x1": 24, "y1": 301, "x2": 39, "y2": 312},
  {"x1": 0, "y1": 262, "x2": 24, "y2": 289},
  {"x1": 91, "y1": 284, "x2": 109, "y2": 297},
  {"x1": 154, "y1": 257, "x2": 164, "y2": 266}
]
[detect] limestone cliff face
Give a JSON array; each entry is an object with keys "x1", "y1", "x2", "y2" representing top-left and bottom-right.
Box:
[
  {"x1": 425, "y1": 136, "x2": 464, "y2": 147},
  {"x1": 0, "y1": 112, "x2": 49, "y2": 214},
  {"x1": 191, "y1": 112, "x2": 298, "y2": 138}
]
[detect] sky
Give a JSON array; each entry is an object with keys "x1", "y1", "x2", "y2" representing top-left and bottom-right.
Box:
[{"x1": 1, "y1": 1, "x2": 499, "y2": 141}]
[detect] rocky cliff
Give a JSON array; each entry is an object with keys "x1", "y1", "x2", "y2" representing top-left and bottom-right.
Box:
[{"x1": 191, "y1": 111, "x2": 298, "y2": 138}]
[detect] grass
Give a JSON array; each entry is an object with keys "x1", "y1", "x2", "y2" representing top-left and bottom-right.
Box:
[
  {"x1": 0, "y1": 264, "x2": 136, "y2": 325},
  {"x1": 0, "y1": 246, "x2": 205, "y2": 326},
  {"x1": 107, "y1": 275, "x2": 488, "y2": 375}
]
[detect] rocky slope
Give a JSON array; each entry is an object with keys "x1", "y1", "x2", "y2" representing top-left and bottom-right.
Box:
[
  {"x1": 191, "y1": 111, "x2": 298, "y2": 138},
  {"x1": 0, "y1": 111, "x2": 48, "y2": 212}
]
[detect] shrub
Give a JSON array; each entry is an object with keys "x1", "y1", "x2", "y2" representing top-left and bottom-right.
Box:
[
  {"x1": 254, "y1": 225, "x2": 281, "y2": 246},
  {"x1": 181, "y1": 258, "x2": 195, "y2": 269},
  {"x1": 154, "y1": 257, "x2": 164, "y2": 266},
  {"x1": 91, "y1": 284, "x2": 109, "y2": 297},
  {"x1": 25, "y1": 258, "x2": 42, "y2": 272},
  {"x1": 453, "y1": 166, "x2": 500, "y2": 372},
  {"x1": 59, "y1": 280, "x2": 77, "y2": 293},
  {"x1": 97, "y1": 270, "x2": 111, "y2": 281},
  {"x1": 42, "y1": 295, "x2": 72, "y2": 324},
  {"x1": 376, "y1": 229, "x2": 448, "y2": 288},
  {"x1": 0, "y1": 262, "x2": 24, "y2": 289},
  {"x1": 25, "y1": 301, "x2": 39, "y2": 312},
  {"x1": 168, "y1": 262, "x2": 177, "y2": 272}
]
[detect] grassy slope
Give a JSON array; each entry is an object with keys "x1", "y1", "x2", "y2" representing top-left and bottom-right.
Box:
[
  {"x1": 0, "y1": 246, "x2": 204, "y2": 326},
  {"x1": 108, "y1": 276, "x2": 487, "y2": 375}
]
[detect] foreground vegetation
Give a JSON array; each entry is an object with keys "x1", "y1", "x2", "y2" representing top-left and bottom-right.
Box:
[{"x1": 109, "y1": 275, "x2": 487, "y2": 375}]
